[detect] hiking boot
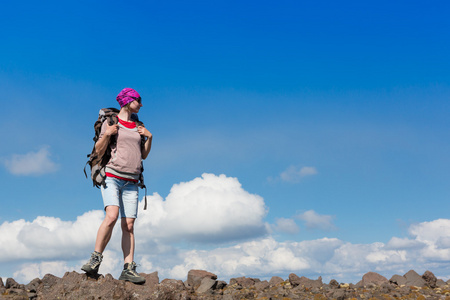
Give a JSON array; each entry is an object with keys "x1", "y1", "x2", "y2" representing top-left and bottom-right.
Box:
[
  {"x1": 81, "y1": 251, "x2": 103, "y2": 275},
  {"x1": 119, "y1": 261, "x2": 146, "y2": 284}
]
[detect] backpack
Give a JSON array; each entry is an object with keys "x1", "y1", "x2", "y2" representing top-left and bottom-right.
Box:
[{"x1": 84, "y1": 107, "x2": 147, "y2": 209}]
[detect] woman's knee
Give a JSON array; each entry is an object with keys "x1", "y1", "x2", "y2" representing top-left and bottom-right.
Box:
[
  {"x1": 104, "y1": 206, "x2": 119, "y2": 226},
  {"x1": 121, "y1": 218, "x2": 135, "y2": 233}
]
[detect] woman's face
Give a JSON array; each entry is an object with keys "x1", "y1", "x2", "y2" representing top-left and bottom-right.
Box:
[{"x1": 129, "y1": 97, "x2": 143, "y2": 113}]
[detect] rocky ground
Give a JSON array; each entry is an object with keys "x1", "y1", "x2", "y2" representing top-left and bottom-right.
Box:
[{"x1": 1, "y1": 269, "x2": 450, "y2": 299}]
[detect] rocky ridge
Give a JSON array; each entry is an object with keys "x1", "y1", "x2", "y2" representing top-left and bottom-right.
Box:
[{"x1": 1, "y1": 269, "x2": 450, "y2": 299}]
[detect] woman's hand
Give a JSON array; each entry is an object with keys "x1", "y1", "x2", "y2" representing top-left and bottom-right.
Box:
[
  {"x1": 105, "y1": 123, "x2": 119, "y2": 136},
  {"x1": 138, "y1": 126, "x2": 152, "y2": 139}
]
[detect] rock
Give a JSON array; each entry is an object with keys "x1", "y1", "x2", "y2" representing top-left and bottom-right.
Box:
[
  {"x1": 187, "y1": 269, "x2": 217, "y2": 289},
  {"x1": 25, "y1": 278, "x2": 42, "y2": 293},
  {"x1": 216, "y1": 280, "x2": 227, "y2": 290},
  {"x1": 422, "y1": 270, "x2": 437, "y2": 288},
  {"x1": 329, "y1": 279, "x2": 339, "y2": 288},
  {"x1": 404, "y1": 270, "x2": 426, "y2": 287},
  {"x1": 141, "y1": 271, "x2": 160, "y2": 287},
  {"x1": 288, "y1": 273, "x2": 323, "y2": 289},
  {"x1": 390, "y1": 274, "x2": 407, "y2": 286},
  {"x1": 157, "y1": 279, "x2": 188, "y2": 300},
  {"x1": 289, "y1": 273, "x2": 302, "y2": 286},
  {"x1": 1, "y1": 269, "x2": 448, "y2": 299},
  {"x1": 255, "y1": 280, "x2": 270, "y2": 291},
  {"x1": 5, "y1": 278, "x2": 22, "y2": 289},
  {"x1": 8, "y1": 288, "x2": 28, "y2": 297},
  {"x1": 380, "y1": 282, "x2": 393, "y2": 293},
  {"x1": 269, "y1": 276, "x2": 284, "y2": 286},
  {"x1": 357, "y1": 271, "x2": 388, "y2": 287},
  {"x1": 229, "y1": 276, "x2": 258, "y2": 288},
  {"x1": 160, "y1": 278, "x2": 186, "y2": 291},
  {"x1": 436, "y1": 279, "x2": 446, "y2": 287},
  {"x1": 333, "y1": 289, "x2": 346, "y2": 300},
  {"x1": 197, "y1": 277, "x2": 217, "y2": 294}
]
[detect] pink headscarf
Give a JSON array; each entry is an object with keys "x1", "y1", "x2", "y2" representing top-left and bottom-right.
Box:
[{"x1": 116, "y1": 88, "x2": 141, "y2": 107}]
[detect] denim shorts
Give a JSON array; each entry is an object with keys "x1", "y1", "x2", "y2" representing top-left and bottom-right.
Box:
[{"x1": 101, "y1": 177, "x2": 139, "y2": 218}]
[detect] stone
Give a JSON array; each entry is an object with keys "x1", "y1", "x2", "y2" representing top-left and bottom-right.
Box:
[
  {"x1": 333, "y1": 289, "x2": 346, "y2": 300},
  {"x1": 380, "y1": 282, "x2": 393, "y2": 293},
  {"x1": 5, "y1": 277, "x2": 22, "y2": 289},
  {"x1": 422, "y1": 270, "x2": 437, "y2": 288},
  {"x1": 229, "y1": 276, "x2": 257, "y2": 288},
  {"x1": 288, "y1": 273, "x2": 322, "y2": 289},
  {"x1": 329, "y1": 279, "x2": 339, "y2": 288},
  {"x1": 216, "y1": 280, "x2": 227, "y2": 290},
  {"x1": 160, "y1": 278, "x2": 186, "y2": 291},
  {"x1": 25, "y1": 278, "x2": 42, "y2": 293},
  {"x1": 404, "y1": 270, "x2": 426, "y2": 287},
  {"x1": 255, "y1": 280, "x2": 270, "y2": 291},
  {"x1": 196, "y1": 277, "x2": 217, "y2": 294},
  {"x1": 187, "y1": 269, "x2": 217, "y2": 289},
  {"x1": 8, "y1": 288, "x2": 28, "y2": 297},
  {"x1": 1, "y1": 268, "x2": 448, "y2": 299},
  {"x1": 390, "y1": 274, "x2": 407, "y2": 286},
  {"x1": 436, "y1": 279, "x2": 446, "y2": 287},
  {"x1": 289, "y1": 273, "x2": 302, "y2": 286},
  {"x1": 357, "y1": 271, "x2": 388, "y2": 287},
  {"x1": 269, "y1": 276, "x2": 284, "y2": 286},
  {"x1": 301, "y1": 276, "x2": 323, "y2": 289},
  {"x1": 0, "y1": 278, "x2": 3, "y2": 288},
  {"x1": 141, "y1": 271, "x2": 160, "y2": 287}
]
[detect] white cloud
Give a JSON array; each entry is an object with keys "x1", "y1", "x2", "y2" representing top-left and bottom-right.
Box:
[
  {"x1": 136, "y1": 173, "x2": 269, "y2": 243},
  {"x1": 296, "y1": 210, "x2": 336, "y2": 231},
  {"x1": 409, "y1": 219, "x2": 450, "y2": 244},
  {"x1": 280, "y1": 166, "x2": 318, "y2": 183},
  {"x1": 0, "y1": 210, "x2": 103, "y2": 262},
  {"x1": 5, "y1": 216, "x2": 450, "y2": 284},
  {"x1": 4, "y1": 174, "x2": 450, "y2": 285},
  {"x1": 408, "y1": 219, "x2": 450, "y2": 261},
  {"x1": 385, "y1": 237, "x2": 427, "y2": 250},
  {"x1": 3, "y1": 146, "x2": 59, "y2": 175},
  {"x1": 13, "y1": 261, "x2": 71, "y2": 283},
  {"x1": 274, "y1": 218, "x2": 300, "y2": 234},
  {"x1": 156, "y1": 238, "x2": 310, "y2": 280}
]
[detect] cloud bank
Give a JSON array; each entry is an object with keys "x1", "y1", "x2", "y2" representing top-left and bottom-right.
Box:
[{"x1": 2, "y1": 174, "x2": 450, "y2": 285}]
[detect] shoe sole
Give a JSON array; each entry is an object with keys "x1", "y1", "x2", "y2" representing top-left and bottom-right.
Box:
[
  {"x1": 81, "y1": 266, "x2": 99, "y2": 275},
  {"x1": 119, "y1": 276, "x2": 145, "y2": 284}
]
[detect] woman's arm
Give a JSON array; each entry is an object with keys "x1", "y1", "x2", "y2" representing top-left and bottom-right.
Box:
[
  {"x1": 95, "y1": 123, "x2": 119, "y2": 157},
  {"x1": 138, "y1": 126, "x2": 153, "y2": 159}
]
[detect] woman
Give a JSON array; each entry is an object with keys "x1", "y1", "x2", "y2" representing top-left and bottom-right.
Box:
[{"x1": 81, "y1": 88, "x2": 152, "y2": 284}]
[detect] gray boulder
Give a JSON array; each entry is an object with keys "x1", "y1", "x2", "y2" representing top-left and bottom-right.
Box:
[
  {"x1": 436, "y1": 279, "x2": 446, "y2": 287},
  {"x1": 5, "y1": 277, "x2": 23, "y2": 289},
  {"x1": 196, "y1": 277, "x2": 217, "y2": 294},
  {"x1": 187, "y1": 269, "x2": 217, "y2": 290},
  {"x1": 289, "y1": 273, "x2": 323, "y2": 289},
  {"x1": 329, "y1": 279, "x2": 339, "y2": 288},
  {"x1": 390, "y1": 274, "x2": 407, "y2": 286},
  {"x1": 255, "y1": 280, "x2": 270, "y2": 291},
  {"x1": 404, "y1": 270, "x2": 426, "y2": 287},
  {"x1": 25, "y1": 278, "x2": 42, "y2": 293},
  {"x1": 422, "y1": 270, "x2": 437, "y2": 288},
  {"x1": 356, "y1": 271, "x2": 388, "y2": 287},
  {"x1": 269, "y1": 276, "x2": 284, "y2": 286},
  {"x1": 229, "y1": 276, "x2": 259, "y2": 288}
]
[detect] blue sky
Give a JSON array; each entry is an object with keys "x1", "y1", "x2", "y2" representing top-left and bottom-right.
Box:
[{"x1": 1, "y1": 0, "x2": 450, "y2": 284}]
